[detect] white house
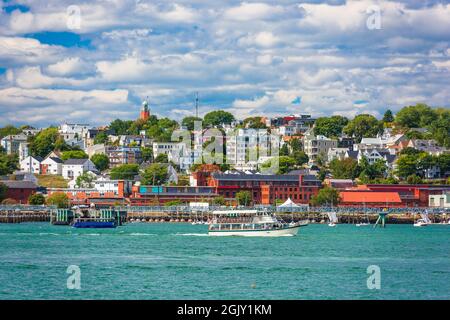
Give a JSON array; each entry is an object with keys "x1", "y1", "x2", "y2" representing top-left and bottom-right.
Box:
[
  {"x1": 327, "y1": 147, "x2": 350, "y2": 163},
  {"x1": 19, "y1": 156, "x2": 43, "y2": 174},
  {"x1": 62, "y1": 159, "x2": 98, "y2": 180},
  {"x1": 41, "y1": 156, "x2": 63, "y2": 175},
  {"x1": 152, "y1": 142, "x2": 184, "y2": 159}
]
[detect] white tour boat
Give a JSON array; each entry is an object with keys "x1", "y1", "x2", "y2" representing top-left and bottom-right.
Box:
[{"x1": 208, "y1": 209, "x2": 304, "y2": 237}]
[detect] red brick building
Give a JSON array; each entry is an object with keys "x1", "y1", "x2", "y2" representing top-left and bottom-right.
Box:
[
  {"x1": 1, "y1": 180, "x2": 38, "y2": 204},
  {"x1": 206, "y1": 173, "x2": 322, "y2": 205}
]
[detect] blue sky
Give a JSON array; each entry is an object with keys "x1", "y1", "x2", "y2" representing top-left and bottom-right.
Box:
[{"x1": 0, "y1": 0, "x2": 449, "y2": 127}]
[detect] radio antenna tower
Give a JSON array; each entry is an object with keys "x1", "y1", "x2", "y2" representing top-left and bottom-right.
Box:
[{"x1": 195, "y1": 92, "x2": 199, "y2": 118}]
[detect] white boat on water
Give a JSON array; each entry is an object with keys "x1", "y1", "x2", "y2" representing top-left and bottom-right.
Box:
[
  {"x1": 208, "y1": 209, "x2": 304, "y2": 237},
  {"x1": 414, "y1": 211, "x2": 431, "y2": 227},
  {"x1": 327, "y1": 211, "x2": 338, "y2": 227},
  {"x1": 414, "y1": 219, "x2": 428, "y2": 227}
]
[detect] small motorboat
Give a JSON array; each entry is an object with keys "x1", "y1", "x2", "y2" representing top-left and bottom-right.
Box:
[{"x1": 414, "y1": 219, "x2": 428, "y2": 227}]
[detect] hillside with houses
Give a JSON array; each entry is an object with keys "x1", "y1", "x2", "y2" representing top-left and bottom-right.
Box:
[{"x1": 0, "y1": 102, "x2": 449, "y2": 209}]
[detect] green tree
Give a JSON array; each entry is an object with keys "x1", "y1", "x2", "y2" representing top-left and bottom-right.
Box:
[
  {"x1": 203, "y1": 110, "x2": 235, "y2": 127},
  {"x1": 343, "y1": 114, "x2": 383, "y2": 143},
  {"x1": 280, "y1": 144, "x2": 289, "y2": 156},
  {"x1": 291, "y1": 151, "x2": 309, "y2": 166},
  {"x1": 109, "y1": 119, "x2": 134, "y2": 135},
  {"x1": 382, "y1": 109, "x2": 394, "y2": 123},
  {"x1": 313, "y1": 116, "x2": 349, "y2": 138},
  {"x1": 436, "y1": 154, "x2": 450, "y2": 177},
  {"x1": 0, "y1": 153, "x2": 19, "y2": 175},
  {"x1": 399, "y1": 147, "x2": 421, "y2": 156},
  {"x1": 141, "y1": 147, "x2": 153, "y2": 162},
  {"x1": 212, "y1": 196, "x2": 226, "y2": 206},
  {"x1": 76, "y1": 172, "x2": 96, "y2": 188},
  {"x1": 236, "y1": 190, "x2": 252, "y2": 206},
  {"x1": 141, "y1": 163, "x2": 168, "y2": 185},
  {"x1": 311, "y1": 187, "x2": 340, "y2": 206},
  {"x1": 262, "y1": 156, "x2": 296, "y2": 174},
  {"x1": 0, "y1": 182, "x2": 7, "y2": 202},
  {"x1": 28, "y1": 193, "x2": 45, "y2": 205},
  {"x1": 395, "y1": 154, "x2": 418, "y2": 179},
  {"x1": 93, "y1": 131, "x2": 109, "y2": 145},
  {"x1": 289, "y1": 138, "x2": 302, "y2": 152},
  {"x1": 0, "y1": 125, "x2": 22, "y2": 139},
  {"x1": 154, "y1": 153, "x2": 168, "y2": 163},
  {"x1": 110, "y1": 164, "x2": 140, "y2": 180},
  {"x1": 54, "y1": 136, "x2": 71, "y2": 151},
  {"x1": 182, "y1": 116, "x2": 202, "y2": 131},
  {"x1": 406, "y1": 174, "x2": 423, "y2": 184},
  {"x1": 90, "y1": 154, "x2": 109, "y2": 172},
  {"x1": 29, "y1": 127, "x2": 59, "y2": 157},
  {"x1": 61, "y1": 150, "x2": 88, "y2": 161},
  {"x1": 242, "y1": 116, "x2": 267, "y2": 129},
  {"x1": 329, "y1": 158, "x2": 360, "y2": 179},
  {"x1": 395, "y1": 103, "x2": 437, "y2": 128},
  {"x1": 46, "y1": 192, "x2": 69, "y2": 208},
  {"x1": 428, "y1": 108, "x2": 450, "y2": 148},
  {"x1": 358, "y1": 157, "x2": 387, "y2": 182}
]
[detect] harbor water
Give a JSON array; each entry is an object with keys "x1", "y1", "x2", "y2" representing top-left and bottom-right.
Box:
[{"x1": 0, "y1": 223, "x2": 449, "y2": 299}]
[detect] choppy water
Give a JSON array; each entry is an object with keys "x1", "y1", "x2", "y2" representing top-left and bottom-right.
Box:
[{"x1": 0, "y1": 223, "x2": 449, "y2": 300}]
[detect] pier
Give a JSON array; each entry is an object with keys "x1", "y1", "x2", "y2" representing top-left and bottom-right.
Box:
[
  {"x1": 0, "y1": 205, "x2": 53, "y2": 223},
  {"x1": 0, "y1": 205, "x2": 448, "y2": 224}
]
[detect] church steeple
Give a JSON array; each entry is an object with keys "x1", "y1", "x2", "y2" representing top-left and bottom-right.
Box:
[{"x1": 140, "y1": 97, "x2": 150, "y2": 121}]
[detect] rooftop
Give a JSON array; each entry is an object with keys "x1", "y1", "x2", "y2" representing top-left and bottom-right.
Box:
[
  {"x1": 64, "y1": 158, "x2": 90, "y2": 165},
  {"x1": 0, "y1": 180, "x2": 38, "y2": 189},
  {"x1": 340, "y1": 191, "x2": 402, "y2": 203}
]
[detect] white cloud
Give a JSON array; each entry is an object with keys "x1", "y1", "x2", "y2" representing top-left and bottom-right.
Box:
[
  {"x1": 46, "y1": 57, "x2": 93, "y2": 76},
  {"x1": 0, "y1": 0, "x2": 448, "y2": 126},
  {"x1": 223, "y1": 2, "x2": 283, "y2": 21}
]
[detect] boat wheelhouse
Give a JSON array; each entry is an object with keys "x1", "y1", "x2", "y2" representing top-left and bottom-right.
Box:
[{"x1": 208, "y1": 209, "x2": 306, "y2": 237}]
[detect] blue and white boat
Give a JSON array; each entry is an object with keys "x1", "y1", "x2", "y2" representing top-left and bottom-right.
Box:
[{"x1": 72, "y1": 218, "x2": 117, "y2": 228}]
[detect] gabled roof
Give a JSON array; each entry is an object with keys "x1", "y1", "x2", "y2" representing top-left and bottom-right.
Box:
[
  {"x1": 0, "y1": 180, "x2": 38, "y2": 189},
  {"x1": 346, "y1": 150, "x2": 359, "y2": 159},
  {"x1": 49, "y1": 157, "x2": 63, "y2": 163},
  {"x1": 64, "y1": 158, "x2": 90, "y2": 165},
  {"x1": 22, "y1": 155, "x2": 43, "y2": 162}
]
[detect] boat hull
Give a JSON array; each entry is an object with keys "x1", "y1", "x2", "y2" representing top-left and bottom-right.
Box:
[
  {"x1": 208, "y1": 225, "x2": 300, "y2": 237},
  {"x1": 72, "y1": 221, "x2": 116, "y2": 228}
]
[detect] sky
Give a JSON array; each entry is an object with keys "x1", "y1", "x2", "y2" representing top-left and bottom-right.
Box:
[{"x1": 0, "y1": 0, "x2": 449, "y2": 127}]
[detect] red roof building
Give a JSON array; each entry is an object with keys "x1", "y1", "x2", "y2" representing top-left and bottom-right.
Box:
[{"x1": 339, "y1": 191, "x2": 402, "y2": 207}]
